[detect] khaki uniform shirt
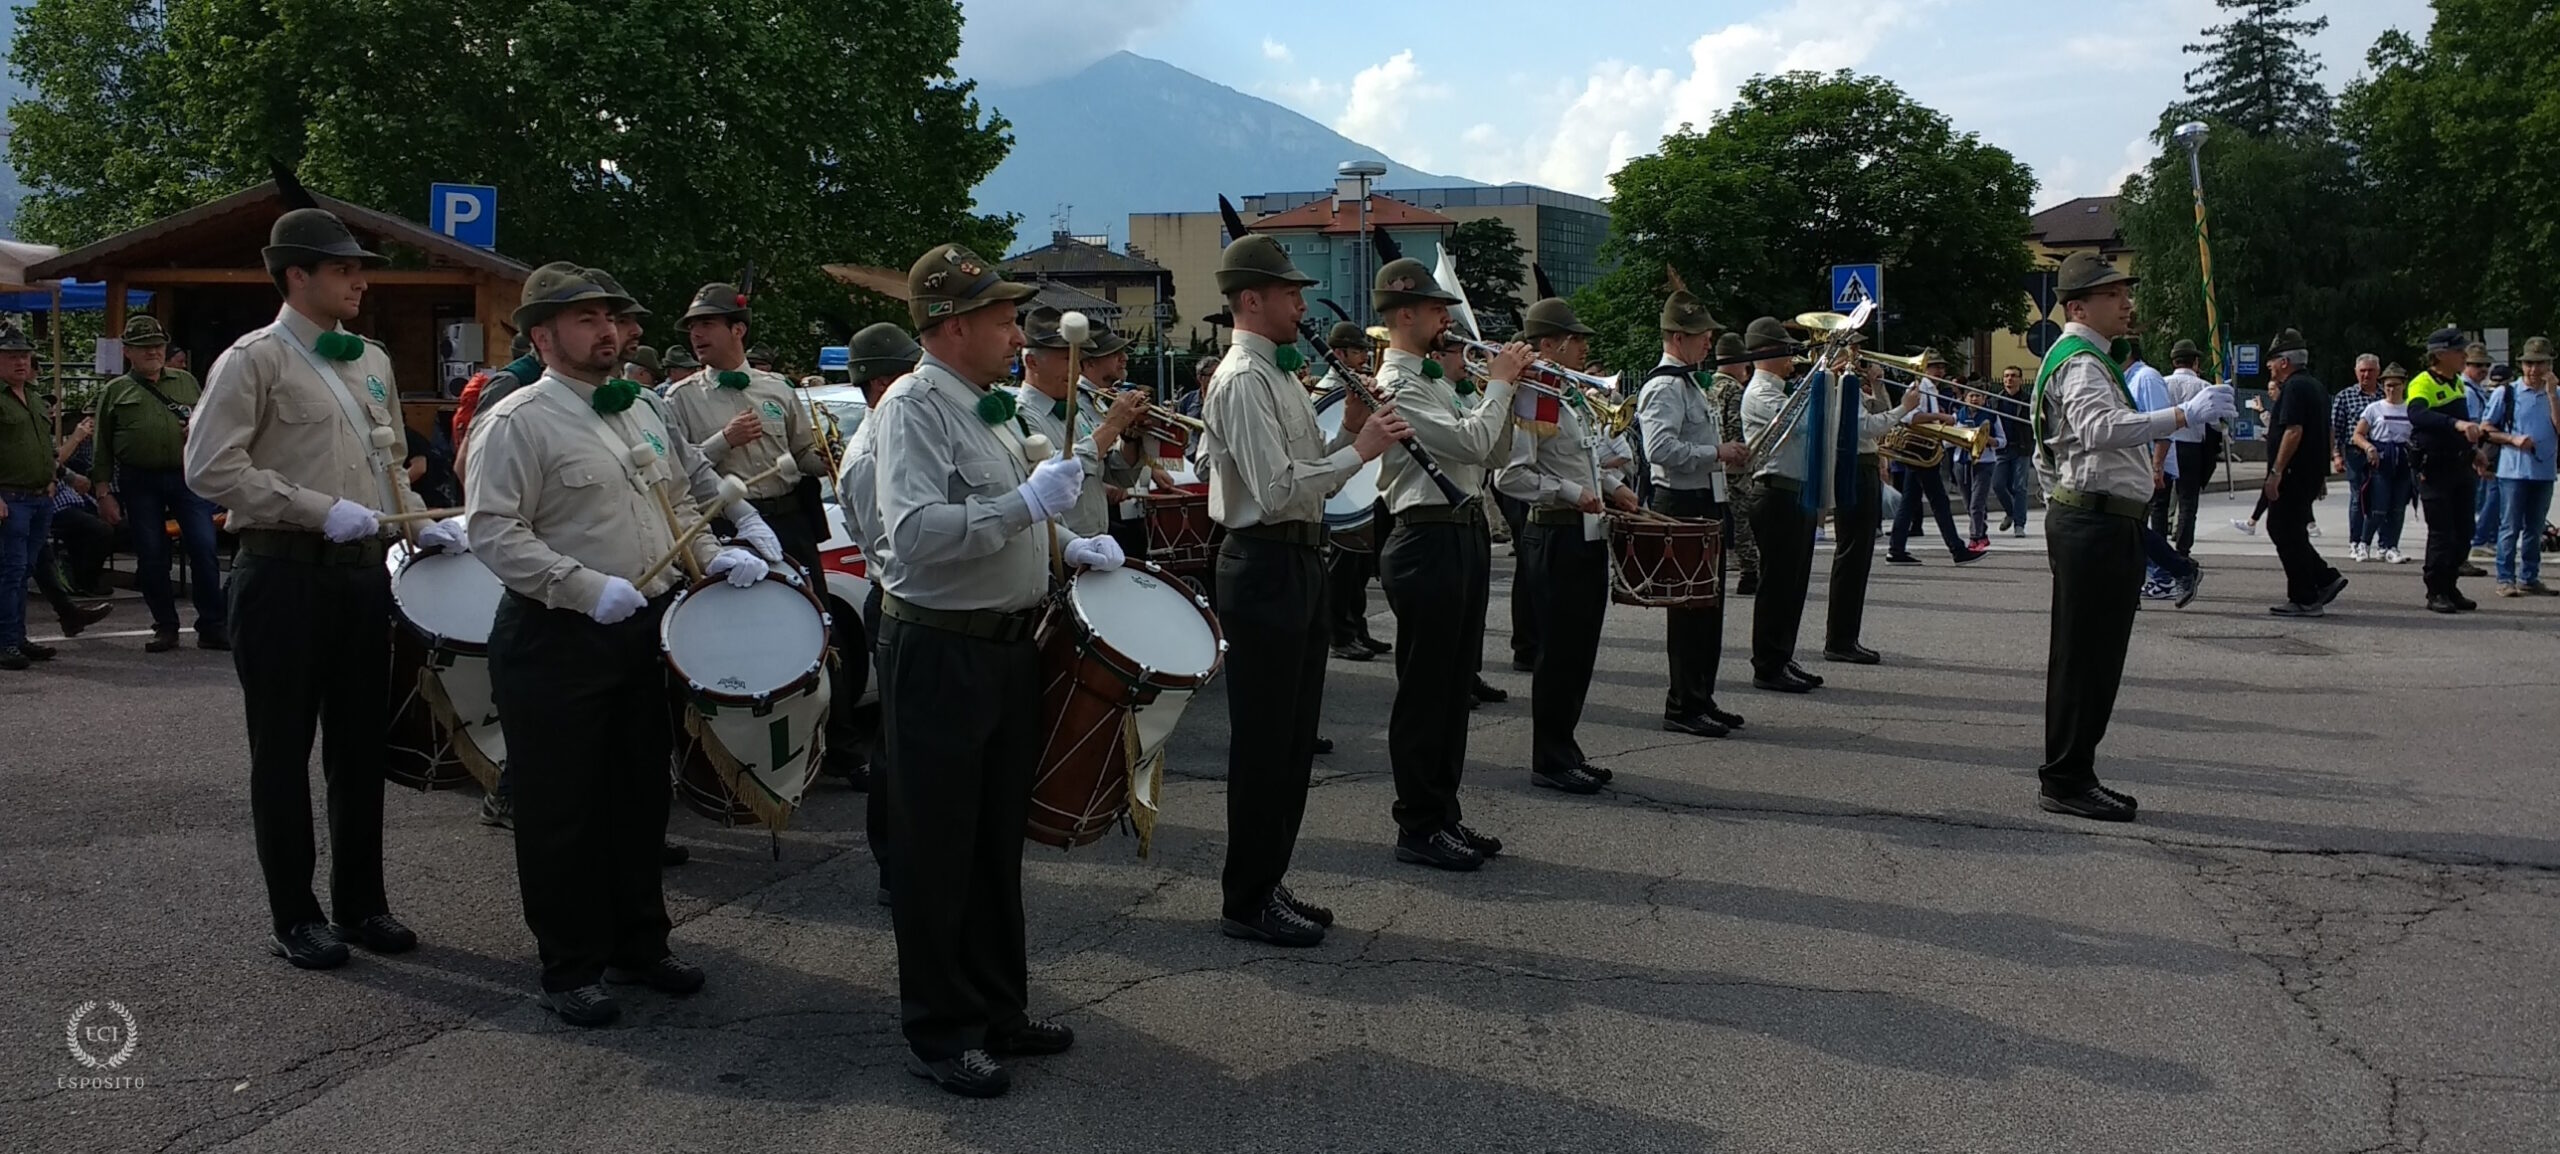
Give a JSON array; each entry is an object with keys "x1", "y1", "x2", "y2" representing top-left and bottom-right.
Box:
[
  {"x1": 465, "y1": 371, "x2": 721, "y2": 609},
  {"x1": 837, "y1": 413, "x2": 889, "y2": 567},
  {"x1": 92, "y1": 369, "x2": 202, "y2": 484},
  {"x1": 2038, "y1": 321, "x2": 2180, "y2": 504},
  {"x1": 1638, "y1": 356, "x2": 1724, "y2": 497},
  {"x1": 871, "y1": 354, "x2": 1053, "y2": 612},
  {"x1": 185, "y1": 305, "x2": 421, "y2": 533},
  {"x1": 1375, "y1": 349, "x2": 1516, "y2": 512},
  {"x1": 1497, "y1": 395, "x2": 1617, "y2": 511},
  {"x1": 1200, "y1": 331, "x2": 1360, "y2": 529},
  {"x1": 1014, "y1": 381, "x2": 1110, "y2": 537},
  {"x1": 661, "y1": 365, "x2": 828, "y2": 499},
  {"x1": 0, "y1": 384, "x2": 52, "y2": 492}
]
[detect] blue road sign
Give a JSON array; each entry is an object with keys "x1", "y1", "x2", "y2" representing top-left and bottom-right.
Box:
[
  {"x1": 2233, "y1": 343, "x2": 2261, "y2": 377},
  {"x1": 1831, "y1": 264, "x2": 1882, "y2": 312},
  {"x1": 818, "y1": 346, "x2": 850, "y2": 371},
  {"x1": 429, "y1": 184, "x2": 497, "y2": 250}
]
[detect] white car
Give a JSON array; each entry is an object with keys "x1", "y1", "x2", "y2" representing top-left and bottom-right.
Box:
[{"x1": 799, "y1": 382, "x2": 878, "y2": 708}]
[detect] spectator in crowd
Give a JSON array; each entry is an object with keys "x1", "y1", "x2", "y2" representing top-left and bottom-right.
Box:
[
  {"x1": 2161, "y1": 340, "x2": 2214, "y2": 554},
  {"x1": 1989, "y1": 366, "x2": 2033, "y2": 536},
  {"x1": 2330, "y1": 353, "x2": 2384, "y2": 560},
  {"x1": 2262, "y1": 328, "x2": 2346, "y2": 618},
  {"x1": 2349, "y1": 363, "x2": 2416, "y2": 565},
  {"x1": 93, "y1": 315, "x2": 227, "y2": 652},
  {"x1": 1957, "y1": 379, "x2": 2007, "y2": 548},
  {"x1": 2487, "y1": 338, "x2": 2559, "y2": 596},
  {"x1": 404, "y1": 422, "x2": 460, "y2": 511},
  {"x1": 2129, "y1": 340, "x2": 2181, "y2": 595},
  {"x1": 2464, "y1": 345, "x2": 2500, "y2": 559},
  {"x1": 35, "y1": 412, "x2": 113, "y2": 635}
]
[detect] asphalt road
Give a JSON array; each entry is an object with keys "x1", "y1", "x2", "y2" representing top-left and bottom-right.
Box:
[{"x1": 4, "y1": 483, "x2": 2555, "y2": 1154}]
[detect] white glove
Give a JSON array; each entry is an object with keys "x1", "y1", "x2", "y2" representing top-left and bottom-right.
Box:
[
  {"x1": 321, "y1": 498, "x2": 379, "y2": 543},
  {"x1": 2180, "y1": 384, "x2": 2236, "y2": 426},
  {"x1": 727, "y1": 502, "x2": 785, "y2": 563},
  {"x1": 707, "y1": 547, "x2": 769, "y2": 588},
  {"x1": 415, "y1": 515, "x2": 468, "y2": 554},
  {"x1": 1017, "y1": 455, "x2": 1085, "y2": 523},
  {"x1": 1064, "y1": 534, "x2": 1126, "y2": 571},
  {"x1": 590, "y1": 576, "x2": 646, "y2": 624}
]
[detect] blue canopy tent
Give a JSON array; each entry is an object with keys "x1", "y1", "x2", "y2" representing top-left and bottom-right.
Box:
[{"x1": 0, "y1": 280, "x2": 153, "y2": 313}]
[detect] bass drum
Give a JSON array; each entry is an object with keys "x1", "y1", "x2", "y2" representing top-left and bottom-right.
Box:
[{"x1": 1312, "y1": 388, "x2": 1384, "y2": 553}]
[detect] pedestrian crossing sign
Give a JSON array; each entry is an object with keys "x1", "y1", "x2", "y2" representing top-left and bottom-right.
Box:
[{"x1": 1831, "y1": 264, "x2": 1882, "y2": 313}]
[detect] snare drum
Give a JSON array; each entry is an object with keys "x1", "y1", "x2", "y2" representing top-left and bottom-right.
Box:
[
  {"x1": 1606, "y1": 513, "x2": 1723, "y2": 609},
  {"x1": 386, "y1": 544, "x2": 509, "y2": 792},
  {"x1": 1029, "y1": 562, "x2": 1225, "y2": 852},
  {"x1": 1141, "y1": 488, "x2": 1216, "y2": 575},
  {"x1": 662, "y1": 569, "x2": 834, "y2": 829},
  {"x1": 1313, "y1": 389, "x2": 1384, "y2": 553}
]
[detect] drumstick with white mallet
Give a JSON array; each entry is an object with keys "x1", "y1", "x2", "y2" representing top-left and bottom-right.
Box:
[
  {"x1": 370, "y1": 425, "x2": 419, "y2": 544},
  {"x1": 1051, "y1": 310, "x2": 1091, "y2": 583},
  {"x1": 634, "y1": 457, "x2": 793, "y2": 590}
]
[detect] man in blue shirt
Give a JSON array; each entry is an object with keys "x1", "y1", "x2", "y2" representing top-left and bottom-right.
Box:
[
  {"x1": 2489, "y1": 337, "x2": 2560, "y2": 595},
  {"x1": 2464, "y1": 344, "x2": 2500, "y2": 559}
]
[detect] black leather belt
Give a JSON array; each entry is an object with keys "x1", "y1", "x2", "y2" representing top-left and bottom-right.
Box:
[
  {"x1": 1394, "y1": 504, "x2": 1476, "y2": 526},
  {"x1": 1757, "y1": 476, "x2": 1803, "y2": 494},
  {"x1": 237, "y1": 529, "x2": 387, "y2": 567},
  {"x1": 2048, "y1": 486, "x2": 2149, "y2": 521},
  {"x1": 881, "y1": 592, "x2": 1041, "y2": 642},
  {"x1": 1528, "y1": 506, "x2": 1586, "y2": 527},
  {"x1": 1228, "y1": 520, "x2": 1326, "y2": 548}
]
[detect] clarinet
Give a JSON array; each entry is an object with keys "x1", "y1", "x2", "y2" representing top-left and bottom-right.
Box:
[{"x1": 1294, "y1": 318, "x2": 1472, "y2": 508}]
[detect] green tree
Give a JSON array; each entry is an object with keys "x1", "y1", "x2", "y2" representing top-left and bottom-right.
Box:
[
  {"x1": 1442, "y1": 217, "x2": 1527, "y2": 338},
  {"x1": 2178, "y1": 0, "x2": 2334, "y2": 137},
  {"x1": 8, "y1": 0, "x2": 1016, "y2": 353},
  {"x1": 2342, "y1": 8, "x2": 2560, "y2": 336},
  {"x1": 1570, "y1": 71, "x2": 2035, "y2": 375}
]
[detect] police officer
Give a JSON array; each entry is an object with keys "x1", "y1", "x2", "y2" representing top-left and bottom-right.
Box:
[
  {"x1": 2408, "y1": 326, "x2": 2501, "y2": 612},
  {"x1": 93, "y1": 315, "x2": 229, "y2": 653},
  {"x1": 1372, "y1": 257, "x2": 1525, "y2": 871},
  {"x1": 2030, "y1": 251, "x2": 2233, "y2": 821},
  {"x1": 834, "y1": 321, "x2": 923, "y2": 899},
  {"x1": 872, "y1": 242, "x2": 1124, "y2": 1097},
  {"x1": 468, "y1": 265, "x2": 766, "y2": 1025},
  {"x1": 1498, "y1": 297, "x2": 1637, "y2": 791},
  {"x1": 1314, "y1": 321, "x2": 1389, "y2": 661},
  {"x1": 0, "y1": 323, "x2": 59, "y2": 671},
  {"x1": 664, "y1": 283, "x2": 832, "y2": 581},
  {"x1": 1635, "y1": 287, "x2": 1748, "y2": 737},
  {"x1": 185, "y1": 207, "x2": 442, "y2": 967}
]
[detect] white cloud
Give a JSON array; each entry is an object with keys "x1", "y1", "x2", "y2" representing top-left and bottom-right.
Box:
[
  {"x1": 957, "y1": 0, "x2": 1190, "y2": 86},
  {"x1": 1261, "y1": 37, "x2": 1291, "y2": 63},
  {"x1": 1334, "y1": 50, "x2": 1452, "y2": 168}
]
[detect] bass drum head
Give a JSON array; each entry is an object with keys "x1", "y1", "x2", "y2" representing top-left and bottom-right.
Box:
[
  {"x1": 1312, "y1": 389, "x2": 1381, "y2": 528},
  {"x1": 663, "y1": 575, "x2": 828, "y2": 702},
  {"x1": 393, "y1": 550, "x2": 507, "y2": 650},
  {"x1": 1070, "y1": 565, "x2": 1221, "y2": 683}
]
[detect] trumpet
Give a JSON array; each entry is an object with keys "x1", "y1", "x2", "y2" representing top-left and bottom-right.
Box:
[
  {"x1": 1075, "y1": 380, "x2": 1206, "y2": 437},
  {"x1": 1447, "y1": 335, "x2": 1624, "y2": 400}
]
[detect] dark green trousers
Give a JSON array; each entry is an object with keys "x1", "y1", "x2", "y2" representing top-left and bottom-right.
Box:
[{"x1": 2040, "y1": 502, "x2": 2143, "y2": 795}]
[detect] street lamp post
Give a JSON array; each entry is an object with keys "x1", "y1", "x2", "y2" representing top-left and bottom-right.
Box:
[
  {"x1": 1340, "y1": 160, "x2": 1387, "y2": 328},
  {"x1": 2172, "y1": 120, "x2": 2233, "y2": 491}
]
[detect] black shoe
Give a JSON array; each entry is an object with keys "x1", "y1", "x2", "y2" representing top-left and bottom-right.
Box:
[
  {"x1": 2426, "y1": 594, "x2": 2461, "y2": 614},
  {"x1": 144, "y1": 629, "x2": 181, "y2": 653},
  {"x1": 1221, "y1": 890, "x2": 1326, "y2": 947},
  {"x1": 270, "y1": 922, "x2": 351, "y2": 970},
  {"x1": 1358, "y1": 633, "x2": 1392, "y2": 655},
  {"x1": 1275, "y1": 883, "x2": 1335, "y2": 927},
  {"x1": 2173, "y1": 567, "x2": 2206, "y2": 608},
  {"x1": 1470, "y1": 677, "x2": 1508, "y2": 704},
  {"x1": 2459, "y1": 562, "x2": 2488, "y2": 577},
  {"x1": 907, "y1": 1049, "x2": 1010, "y2": 1098},
  {"x1": 1313, "y1": 736, "x2": 1334, "y2": 756},
  {"x1": 824, "y1": 752, "x2": 870, "y2": 790},
  {"x1": 1886, "y1": 553, "x2": 1923, "y2": 565},
  {"x1": 661, "y1": 842, "x2": 689, "y2": 867},
  {"x1": 1821, "y1": 645, "x2": 1880, "y2": 665},
  {"x1": 57, "y1": 601, "x2": 110, "y2": 636},
  {"x1": 0, "y1": 648, "x2": 26, "y2": 672},
  {"x1": 195, "y1": 622, "x2": 231, "y2": 651},
  {"x1": 1576, "y1": 762, "x2": 1614, "y2": 784},
  {"x1": 18, "y1": 639, "x2": 54, "y2": 661},
  {"x1": 1703, "y1": 703, "x2": 1745, "y2": 729},
  {"x1": 1394, "y1": 828, "x2": 1485, "y2": 872},
  {"x1": 334, "y1": 913, "x2": 418, "y2": 954},
  {"x1": 1785, "y1": 663, "x2": 1825, "y2": 687},
  {"x1": 1734, "y1": 573, "x2": 1759, "y2": 596},
  {"x1": 2095, "y1": 784, "x2": 2140, "y2": 811},
  {"x1": 479, "y1": 792, "x2": 514, "y2": 829},
  {"x1": 1752, "y1": 672, "x2": 1812, "y2": 694},
  {"x1": 2313, "y1": 575, "x2": 2348, "y2": 607},
  {"x1": 1510, "y1": 654, "x2": 1537, "y2": 672},
  {"x1": 604, "y1": 955, "x2": 706, "y2": 995},
  {"x1": 2038, "y1": 787, "x2": 2138, "y2": 822},
  {"x1": 1662, "y1": 712, "x2": 1729, "y2": 738},
  {"x1": 987, "y1": 1019, "x2": 1075, "y2": 1057},
  {"x1": 1330, "y1": 641, "x2": 1373, "y2": 662},
  {"x1": 1952, "y1": 546, "x2": 1989, "y2": 565},
  {"x1": 540, "y1": 984, "x2": 623, "y2": 1028},
  {"x1": 2451, "y1": 591, "x2": 2479, "y2": 611},
  {"x1": 1532, "y1": 764, "x2": 1605, "y2": 794},
  {"x1": 1448, "y1": 823, "x2": 1503, "y2": 858}
]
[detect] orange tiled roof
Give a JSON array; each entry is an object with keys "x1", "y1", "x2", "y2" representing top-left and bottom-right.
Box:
[{"x1": 1250, "y1": 194, "x2": 1456, "y2": 237}]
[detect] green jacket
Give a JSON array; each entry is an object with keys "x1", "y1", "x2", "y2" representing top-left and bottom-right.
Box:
[
  {"x1": 92, "y1": 368, "x2": 202, "y2": 484},
  {"x1": 0, "y1": 384, "x2": 53, "y2": 491}
]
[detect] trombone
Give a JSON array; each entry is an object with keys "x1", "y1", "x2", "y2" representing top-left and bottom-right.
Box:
[{"x1": 1849, "y1": 350, "x2": 2016, "y2": 468}]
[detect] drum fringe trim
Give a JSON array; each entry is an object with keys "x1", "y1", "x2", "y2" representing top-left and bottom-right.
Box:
[
  {"x1": 417, "y1": 668, "x2": 504, "y2": 794},
  {"x1": 1124, "y1": 711, "x2": 1159, "y2": 858},
  {"x1": 682, "y1": 708, "x2": 820, "y2": 831}
]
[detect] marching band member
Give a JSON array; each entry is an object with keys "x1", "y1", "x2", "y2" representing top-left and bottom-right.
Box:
[
  {"x1": 1703, "y1": 332, "x2": 1761, "y2": 596},
  {"x1": 1822, "y1": 369, "x2": 1899, "y2": 665},
  {"x1": 1885, "y1": 351, "x2": 1990, "y2": 566},
  {"x1": 1496, "y1": 297, "x2": 1637, "y2": 792},
  {"x1": 662, "y1": 282, "x2": 832, "y2": 579},
  {"x1": 468, "y1": 265, "x2": 764, "y2": 1023},
  {"x1": 185, "y1": 207, "x2": 437, "y2": 970},
  {"x1": 1636, "y1": 288, "x2": 1748, "y2": 738},
  {"x1": 1015, "y1": 306, "x2": 1149, "y2": 539},
  {"x1": 1372, "y1": 257, "x2": 1524, "y2": 870},
  {"x1": 2031, "y1": 251, "x2": 2233, "y2": 821},
  {"x1": 835, "y1": 321, "x2": 922, "y2": 900},
  {"x1": 1319, "y1": 321, "x2": 1392, "y2": 662},
  {"x1": 1201, "y1": 237, "x2": 1409, "y2": 947},
  {"x1": 872, "y1": 243, "x2": 1124, "y2": 1096}
]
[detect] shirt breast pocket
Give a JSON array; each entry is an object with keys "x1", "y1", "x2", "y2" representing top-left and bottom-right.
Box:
[
  {"x1": 275, "y1": 399, "x2": 333, "y2": 427},
  {"x1": 950, "y1": 456, "x2": 1012, "y2": 502}
]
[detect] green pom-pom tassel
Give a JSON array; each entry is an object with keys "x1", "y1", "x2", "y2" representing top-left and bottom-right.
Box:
[
  {"x1": 977, "y1": 389, "x2": 1018, "y2": 426},
  {"x1": 1274, "y1": 344, "x2": 1304, "y2": 374},
  {"x1": 1421, "y1": 358, "x2": 1444, "y2": 380},
  {"x1": 313, "y1": 331, "x2": 365, "y2": 361},
  {"x1": 1454, "y1": 377, "x2": 1477, "y2": 396},
  {"x1": 716, "y1": 370, "x2": 752, "y2": 390},
  {"x1": 592, "y1": 378, "x2": 641, "y2": 415}
]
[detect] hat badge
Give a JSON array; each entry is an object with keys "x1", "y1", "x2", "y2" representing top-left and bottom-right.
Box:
[
  {"x1": 922, "y1": 271, "x2": 949, "y2": 289},
  {"x1": 1388, "y1": 277, "x2": 1415, "y2": 292}
]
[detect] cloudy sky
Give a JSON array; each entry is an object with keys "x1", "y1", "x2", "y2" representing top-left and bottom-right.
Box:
[{"x1": 956, "y1": 0, "x2": 2423, "y2": 206}]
